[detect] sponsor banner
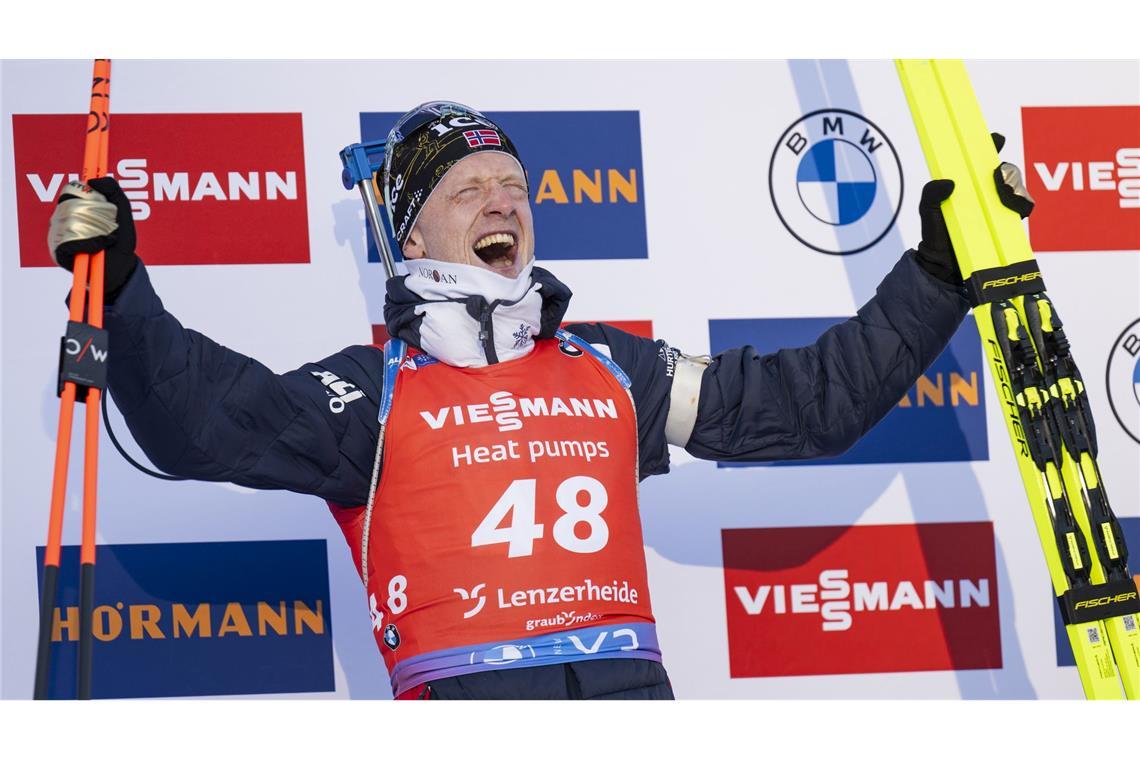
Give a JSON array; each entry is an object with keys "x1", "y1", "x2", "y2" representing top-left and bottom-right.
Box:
[
  {"x1": 709, "y1": 315, "x2": 987, "y2": 466},
  {"x1": 360, "y1": 111, "x2": 648, "y2": 262},
  {"x1": 1022, "y1": 106, "x2": 1140, "y2": 252},
  {"x1": 1106, "y1": 317, "x2": 1140, "y2": 445},
  {"x1": 723, "y1": 522, "x2": 1001, "y2": 678},
  {"x1": 35, "y1": 540, "x2": 334, "y2": 699},
  {"x1": 371, "y1": 320, "x2": 653, "y2": 346},
  {"x1": 13, "y1": 113, "x2": 310, "y2": 267},
  {"x1": 769, "y1": 109, "x2": 904, "y2": 256},
  {"x1": 1053, "y1": 517, "x2": 1140, "y2": 667}
]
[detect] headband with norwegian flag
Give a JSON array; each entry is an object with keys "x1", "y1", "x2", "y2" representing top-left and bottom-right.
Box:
[{"x1": 382, "y1": 104, "x2": 525, "y2": 248}]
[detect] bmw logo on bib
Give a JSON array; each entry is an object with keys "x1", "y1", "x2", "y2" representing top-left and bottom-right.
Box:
[
  {"x1": 769, "y1": 109, "x2": 903, "y2": 256},
  {"x1": 383, "y1": 623, "x2": 401, "y2": 651}
]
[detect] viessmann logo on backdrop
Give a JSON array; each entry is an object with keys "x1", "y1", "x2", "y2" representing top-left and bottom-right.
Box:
[
  {"x1": 360, "y1": 111, "x2": 647, "y2": 261},
  {"x1": 35, "y1": 540, "x2": 334, "y2": 699},
  {"x1": 1022, "y1": 105, "x2": 1140, "y2": 252},
  {"x1": 708, "y1": 315, "x2": 988, "y2": 466},
  {"x1": 13, "y1": 113, "x2": 310, "y2": 267},
  {"x1": 723, "y1": 522, "x2": 1001, "y2": 678}
]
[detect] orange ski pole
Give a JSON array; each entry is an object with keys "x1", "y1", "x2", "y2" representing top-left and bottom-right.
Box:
[{"x1": 34, "y1": 58, "x2": 111, "y2": 701}]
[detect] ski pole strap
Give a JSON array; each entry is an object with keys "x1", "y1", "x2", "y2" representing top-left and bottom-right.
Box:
[
  {"x1": 57, "y1": 320, "x2": 109, "y2": 398},
  {"x1": 964, "y1": 260, "x2": 1047, "y2": 306},
  {"x1": 1057, "y1": 579, "x2": 1140, "y2": 626}
]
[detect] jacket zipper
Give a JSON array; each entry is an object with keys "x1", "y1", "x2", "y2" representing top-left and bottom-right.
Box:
[{"x1": 478, "y1": 301, "x2": 499, "y2": 364}]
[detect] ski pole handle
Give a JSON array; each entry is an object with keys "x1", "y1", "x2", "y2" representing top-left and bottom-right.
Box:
[{"x1": 340, "y1": 140, "x2": 400, "y2": 279}]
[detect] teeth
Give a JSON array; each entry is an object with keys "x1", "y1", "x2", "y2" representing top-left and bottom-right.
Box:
[{"x1": 474, "y1": 232, "x2": 516, "y2": 250}]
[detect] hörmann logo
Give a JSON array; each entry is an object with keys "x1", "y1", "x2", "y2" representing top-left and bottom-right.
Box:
[
  {"x1": 50, "y1": 599, "x2": 325, "y2": 642},
  {"x1": 769, "y1": 109, "x2": 903, "y2": 255},
  {"x1": 723, "y1": 522, "x2": 1001, "y2": 678},
  {"x1": 361, "y1": 111, "x2": 648, "y2": 261},
  {"x1": 35, "y1": 540, "x2": 333, "y2": 699},
  {"x1": 1022, "y1": 105, "x2": 1140, "y2": 251},
  {"x1": 13, "y1": 113, "x2": 310, "y2": 267},
  {"x1": 711, "y1": 315, "x2": 988, "y2": 466}
]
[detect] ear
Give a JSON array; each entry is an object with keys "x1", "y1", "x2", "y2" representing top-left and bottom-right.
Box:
[{"x1": 402, "y1": 227, "x2": 427, "y2": 260}]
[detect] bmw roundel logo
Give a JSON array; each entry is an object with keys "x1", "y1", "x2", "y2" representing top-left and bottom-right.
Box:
[
  {"x1": 769, "y1": 109, "x2": 903, "y2": 256},
  {"x1": 383, "y1": 623, "x2": 401, "y2": 651},
  {"x1": 1106, "y1": 317, "x2": 1140, "y2": 445},
  {"x1": 558, "y1": 340, "x2": 584, "y2": 358}
]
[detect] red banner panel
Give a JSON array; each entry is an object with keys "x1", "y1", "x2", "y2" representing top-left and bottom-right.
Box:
[
  {"x1": 1022, "y1": 105, "x2": 1140, "y2": 252},
  {"x1": 14, "y1": 113, "x2": 310, "y2": 267},
  {"x1": 722, "y1": 522, "x2": 1001, "y2": 678}
]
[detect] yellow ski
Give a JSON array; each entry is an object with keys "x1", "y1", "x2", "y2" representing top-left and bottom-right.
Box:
[{"x1": 897, "y1": 59, "x2": 1140, "y2": 699}]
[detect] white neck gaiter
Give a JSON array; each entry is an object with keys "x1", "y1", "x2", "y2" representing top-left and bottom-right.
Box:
[{"x1": 401, "y1": 258, "x2": 542, "y2": 368}]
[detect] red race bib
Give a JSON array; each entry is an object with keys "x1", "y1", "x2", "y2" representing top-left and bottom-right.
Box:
[{"x1": 333, "y1": 337, "x2": 659, "y2": 696}]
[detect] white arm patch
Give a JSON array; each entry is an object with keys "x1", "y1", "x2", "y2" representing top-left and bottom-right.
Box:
[{"x1": 665, "y1": 352, "x2": 709, "y2": 447}]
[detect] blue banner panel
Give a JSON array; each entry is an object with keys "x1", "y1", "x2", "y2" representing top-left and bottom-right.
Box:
[
  {"x1": 35, "y1": 540, "x2": 334, "y2": 699},
  {"x1": 1054, "y1": 517, "x2": 1140, "y2": 668},
  {"x1": 360, "y1": 111, "x2": 647, "y2": 262},
  {"x1": 708, "y1": 315, "x2": 988, "y2": 466}
]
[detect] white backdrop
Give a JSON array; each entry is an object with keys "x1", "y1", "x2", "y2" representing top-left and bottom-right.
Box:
[{"x1": 2, "y1": 59, "x2": 1138, "y2": 699}]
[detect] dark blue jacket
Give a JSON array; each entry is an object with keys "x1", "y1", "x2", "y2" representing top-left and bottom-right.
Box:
[
  {"x1": 105, "y1": 250, "x2": 967, "y2": 501},
  {"x1": 102, "y1": 251, "x2": 968, "y2": 699}
]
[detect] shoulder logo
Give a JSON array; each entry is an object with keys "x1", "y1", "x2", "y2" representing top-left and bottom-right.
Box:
[
  {"x1": 657, "y1": 344, "x2": 677, "y2": 378},
  {"x1": 310, "y1": 370, "x2": 365, "y2": 414},
  {"x1": 558, "y1": 339, "x2": 585, "y2": 358},
  {"x1": 769, "y1": 109, "x2": 903, "y2": 256}
]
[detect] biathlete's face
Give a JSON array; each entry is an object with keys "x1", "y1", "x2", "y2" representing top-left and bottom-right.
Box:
[{"x1": 402, "y1": 151, "x2": 535, "y2": 280}]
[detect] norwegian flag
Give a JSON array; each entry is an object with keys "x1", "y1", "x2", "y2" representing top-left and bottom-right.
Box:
[{"x1": 463, "y1": 129, "x2": 502, "y2": 147}]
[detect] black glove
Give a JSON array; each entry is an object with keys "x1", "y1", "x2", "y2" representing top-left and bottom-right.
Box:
[
  {"x1": 48, "y1": 175, "x2": 139, "y2": 302},
  {"x1": 914, "y1": 132, "x2": 1036, "y2": 286}
]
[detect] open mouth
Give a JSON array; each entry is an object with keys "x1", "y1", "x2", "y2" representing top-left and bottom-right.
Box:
[{"x1": 473, "y1": 232, "x2": 518, "y2": 271}]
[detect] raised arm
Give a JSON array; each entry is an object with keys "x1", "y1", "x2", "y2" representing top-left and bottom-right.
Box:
[
  {"x1": 49, "y1": 177, "x2": 382, "y2": 505},
  {"x1": 686, "y1": 250, "x2": 968, "y2": 462},
  {"x1": 574, "y1": 151, "x2": 1034, "y2": 471}
]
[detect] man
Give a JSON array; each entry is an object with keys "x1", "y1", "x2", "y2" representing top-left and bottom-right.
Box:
[{"x1": 47, "y1": 101, "x2": 1032, "y2": 699}]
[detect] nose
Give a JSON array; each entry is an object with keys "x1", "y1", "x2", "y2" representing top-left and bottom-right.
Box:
[{"x1": 483, "y1": 184, "x2": 515, "y2": 217}]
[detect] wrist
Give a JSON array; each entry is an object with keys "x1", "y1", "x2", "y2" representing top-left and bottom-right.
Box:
[
  {"x1": 105, "y1": 254, "x2": 140, "y2": 305},
  {"x1": 914, "y1": 243, "x2": 962, "y2": 286}
]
